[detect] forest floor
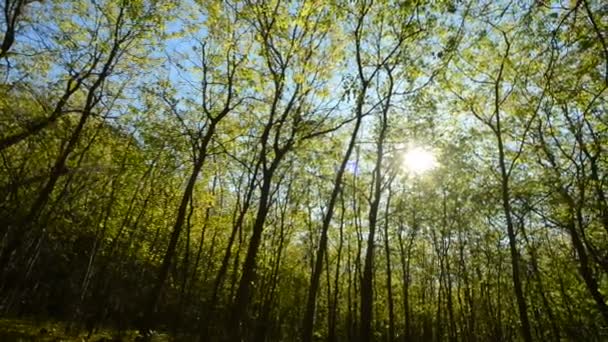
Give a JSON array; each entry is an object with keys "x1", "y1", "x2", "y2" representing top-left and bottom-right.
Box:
[{"x1": 0, "y1": 318, "x2": 171, "y2": 341}]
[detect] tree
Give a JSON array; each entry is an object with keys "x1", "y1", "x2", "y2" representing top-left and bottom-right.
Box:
[{"x1": 0, "y1": 0, "x2": 607, "y2": 341}]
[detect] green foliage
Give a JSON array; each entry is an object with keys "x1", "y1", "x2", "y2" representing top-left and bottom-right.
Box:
[{"x1": 0, "y1": 0, "x2": 607, "y2": 341}]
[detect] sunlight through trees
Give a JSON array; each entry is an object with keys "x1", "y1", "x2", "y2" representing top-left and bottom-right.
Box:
[{"x1": 0, "y1": 0, "x2": 607, "y2": 341}]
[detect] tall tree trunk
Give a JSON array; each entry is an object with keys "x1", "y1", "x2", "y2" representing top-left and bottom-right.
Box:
[
  {"x1": 230, "y1": 164, "x2": 278, "y2": 340},
  {"x1": 145, "y1": 121, "x2": 217, "y2": 326},
  {"x1": 382, "y1": 185, "x2": 395, "y2": 342},
  {"x1": 328, "y1": 195, "x2": 345, "y2": 342},
  {"x1": 360, "y1": 66, "x2": 394, "y2": 342},
  {"x1": 302, "y1": 91, "x2": 364, "y2": 342},
  {"x1": 0, "y1": 5, "x2": 125, "y2": 272},
  {"x1": 397, "y1": 213, "x2": 416, "y2": 342},
  {"x1": 207, "y1": 164, "x2": 258, "y2": 327},
  {"x1": 0, "y1": 101, "x2": 92, "y2": 272},
  {"x1": 0, "y1": 0, "x2": 24, "y2": 59},
  {"x1": 537, "y1": 122, "x2": 608, "y2": 325},
  {"x1": 491, "y1": 32, "x2": 533, "y2": 342}
]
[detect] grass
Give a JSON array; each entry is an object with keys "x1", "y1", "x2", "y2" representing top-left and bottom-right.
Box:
[{"x1": 0, "y1": 318, "x2": 171, "y2": 341}]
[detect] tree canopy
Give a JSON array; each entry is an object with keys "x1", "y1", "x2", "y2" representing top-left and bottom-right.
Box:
[{"x1": 0, "y1": 0, "x2": 607, "y2": 341}]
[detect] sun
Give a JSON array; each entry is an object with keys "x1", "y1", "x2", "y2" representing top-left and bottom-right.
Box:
[{"x1": 402, "y1": 147, "x2": 437, "y2": 175}]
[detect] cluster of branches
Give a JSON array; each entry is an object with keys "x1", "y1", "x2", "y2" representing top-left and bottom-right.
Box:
[{"x1": 0, "y1": 0, "x2": 606, "y2": 341}]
